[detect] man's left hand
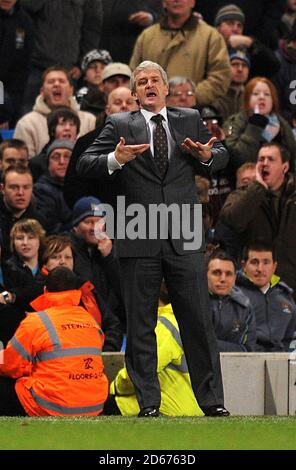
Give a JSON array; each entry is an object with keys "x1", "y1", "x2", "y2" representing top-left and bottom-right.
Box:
[{"x1": 182, "y1": 137, "x2": 217, "y2": 162}]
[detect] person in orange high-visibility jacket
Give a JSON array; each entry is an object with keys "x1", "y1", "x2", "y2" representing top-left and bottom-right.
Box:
[{"x1": 0, "y1": 267, "x2": 108, "y2": 417}]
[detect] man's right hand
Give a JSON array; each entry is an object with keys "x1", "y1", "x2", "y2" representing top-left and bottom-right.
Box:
[
  {"x1": 255, "y1": 162, "x2": 268, "y2": 189},
  {"x1": 115, "y1": 137, "x2": 150, "y2": 165}
]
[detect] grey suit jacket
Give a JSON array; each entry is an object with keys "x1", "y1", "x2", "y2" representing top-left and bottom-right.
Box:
[{"x1": 77, "y1": 107, "x2": 229, "y2": 257}]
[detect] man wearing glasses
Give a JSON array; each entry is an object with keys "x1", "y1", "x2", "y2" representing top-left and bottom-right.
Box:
[
  {"x1": 33, "y1": 140, "x2": 74, "y2": 233},
  {"x1": 166, "y1": 76, "x2": 197, "y2": 108}
]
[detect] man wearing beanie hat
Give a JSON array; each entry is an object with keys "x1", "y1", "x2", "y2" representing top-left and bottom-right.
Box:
[
  {"x1": 215, "y1": 3, "x2": 280, "y2": 78},
  {"x1": 70, "y1": 196, "x2": 126, "y2": 336},
  {"x1": 71, "y1": 196, "x2": 109, "y2": 255},
  {"x1": 72, "y1": 196, "x2": 106, "y2": 227},
  {"x1": 214, "y1": 4, "x2": 245, "y2": 27},
  {"x1": 76, "y1": 49, "x2": 112, "y2": 108},
  {"x1": 212, "y1": 48, "x2": 250, "y2": 121},
  {"x1": 45, "y1": 139, "x2": 74, "y2": 162},
  {"x1": 29, "y1": 107, "x2": 80, "y2": 182},
  {"x1": 196, "y1": 1, "x2": 284, "y2": 50},
  {"x1": 33, "y1": 139, "x2": 74, "y2": 233}
]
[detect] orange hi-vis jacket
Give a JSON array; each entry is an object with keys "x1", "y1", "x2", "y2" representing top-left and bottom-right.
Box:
[
  {"x1": 0, "y1": 290, "x2": 109, "y2": 416},
  {"x1": 40, "y1": 267, "x2": 103, "y2": 327}
]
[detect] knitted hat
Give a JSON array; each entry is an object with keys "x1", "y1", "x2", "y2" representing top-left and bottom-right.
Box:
[
  {"x1": 72, "y1": 196, "x2": 106, "y2": 226},
  {"x1": 200, "y1": 106, "x2": 223, "y2": 127},
  {"x1": 214, "y1": 4, "x2": 245, "y2": 26},
  {"x1": 46, "y1": 139, "x2": 74, "y2": 159},
  {"x1": 102, "y1": 63, "x2": 132, "y2": 82},
  {"x1": 81, "y1": 49, "x2": 113, "y2": 73},
  {"x1": 229, "y1": 48, "x2": 251, "y2": 67}
]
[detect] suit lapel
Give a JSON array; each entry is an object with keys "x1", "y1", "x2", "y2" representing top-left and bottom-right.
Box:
[
  {"x1": 167, "y1": 108, "x2": 186, "y2": 149},
  {"x1": 166, "y1": 108, "x2": 188, "y2": 177}
]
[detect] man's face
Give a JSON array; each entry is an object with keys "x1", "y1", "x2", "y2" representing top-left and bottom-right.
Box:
[
  {"x1": 166, "y1": 82, "x2": 196, "y2": 108},
  {"x1": 74, "y1": 216, "x2": 102, "y2": 246},
  {"x1": 217, "y1": 20, "x2": 244, "y2": 42},
  {"x1": 85, "y1": 61, "x2": 105, "y2": 86},
  {"x1": 236, "y1": 167, "x2": 256, "y2": 189},
  {"x1": 162, "y1": 0, "x2": 195, "y2": 17},
  {"x1": 102, "y1": 76, "x2": 130, "y2": 95},
  {"x1": 48, "y1": 148, "x2": 71, "y2": 181},
  {"x1": 106, "y1": 87, "x2": 138, "y2": 115},
  {"x1": 207, "y1": 259, "x2": 236, "y2": 296},
  {"x1": 0, "y1": 0, "x2": 17, "y2": 11},
  {"x1": 41, "y1": 71, "x2": 73, "y2": 109},
  {"x1": 133, "y1": 68, "x2": 168, "y2": 113},
  {"x1": 2, "y1": 172, "x2": 33, "y2": 214},
  {"x1": 243, "y1": 250, "x2": 277, "y2": 288},
  {"x1": 0, "y1": 147, "x2": 29, "y2": 171},
  {"x1": 55, "y1": 117, "x2": 78, "y2": 141},
  {"x1": 231, "y1": 59, "x2": 249, "y2": 85},
  {"x1": 256, "y1": 146, "x2": 289, "y2": 191}
]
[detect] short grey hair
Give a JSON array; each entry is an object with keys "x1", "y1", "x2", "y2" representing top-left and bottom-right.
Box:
[
  {"x1": 168, "y1": 76, "x2": 195, "y2": 92},
  {"x1": 130, "y1": 61, "x2": 168, "y2": 92}
]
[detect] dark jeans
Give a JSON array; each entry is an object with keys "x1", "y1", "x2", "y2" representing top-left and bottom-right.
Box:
[{"x1": 0, "y1": 376, "x2": 26, "y2": 416}]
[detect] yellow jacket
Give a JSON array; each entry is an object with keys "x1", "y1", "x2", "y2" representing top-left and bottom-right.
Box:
[{"x1": 110, "y1": 304, "x2": 204, "y2": 416}]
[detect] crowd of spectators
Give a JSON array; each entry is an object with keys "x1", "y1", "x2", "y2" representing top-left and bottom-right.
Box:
[{"x1": 0, "y1": 0, "x2": 296, "y2": 417}]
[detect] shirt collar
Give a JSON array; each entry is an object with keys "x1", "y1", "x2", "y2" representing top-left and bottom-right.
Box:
[{"x1": 141, "y1": 107, "x2": 168, "y2": 124}]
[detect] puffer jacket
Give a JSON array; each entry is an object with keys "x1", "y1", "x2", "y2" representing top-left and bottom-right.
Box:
[
  {"x1": 209, "y1": 286, "x2": 257, "y2": 352},
  {"x1": 237, "y1": 272, "x2": 296, "y2": 352}
]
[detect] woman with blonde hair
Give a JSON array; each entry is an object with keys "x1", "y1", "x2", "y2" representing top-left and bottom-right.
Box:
[{"x1": 224, "y1": 76, "x2": 296, "y2": 171}]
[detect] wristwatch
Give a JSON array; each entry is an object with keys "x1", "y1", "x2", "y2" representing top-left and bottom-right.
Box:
[{"x1": 1, "y1": 291, "x2": 11, "y2": 304}]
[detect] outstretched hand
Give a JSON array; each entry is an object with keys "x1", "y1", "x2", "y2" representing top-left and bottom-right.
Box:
[
  {"x1": 181, "y1": 136, "x2": 217, "y2": 162},
  {"x1": 115, "y1": 137, "x2": 150, "y2": 165}
]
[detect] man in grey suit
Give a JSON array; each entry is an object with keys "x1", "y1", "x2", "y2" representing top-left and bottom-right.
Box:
[{"x1": 77, "y1": 61, "x2": 230, "y2": 417}]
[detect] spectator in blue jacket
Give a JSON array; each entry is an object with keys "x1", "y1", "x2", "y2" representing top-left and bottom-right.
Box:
[{"x1": 237, "y1": 242, "x2": 296, "y2": 352}]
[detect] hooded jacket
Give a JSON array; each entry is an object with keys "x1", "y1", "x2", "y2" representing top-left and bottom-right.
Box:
[
  {"x1": 14, "y1": 95, "x2": 95, "y2": 157},
  {"x1": 0, "y1": 289, "x2": 108, "y2": 416}
]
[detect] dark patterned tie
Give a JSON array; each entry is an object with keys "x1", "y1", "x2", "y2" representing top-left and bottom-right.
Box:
[{"x1": 151, "y1": 114, "x2": 168, "y2": 177}]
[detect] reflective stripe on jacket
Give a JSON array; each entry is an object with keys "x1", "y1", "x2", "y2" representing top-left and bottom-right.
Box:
[
  {"x1": 110, "y1": 304, "x2": 204, "y2": 416},
  {"x1": 0, "y1": 290, "x2": 108, "y2": 416}
]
